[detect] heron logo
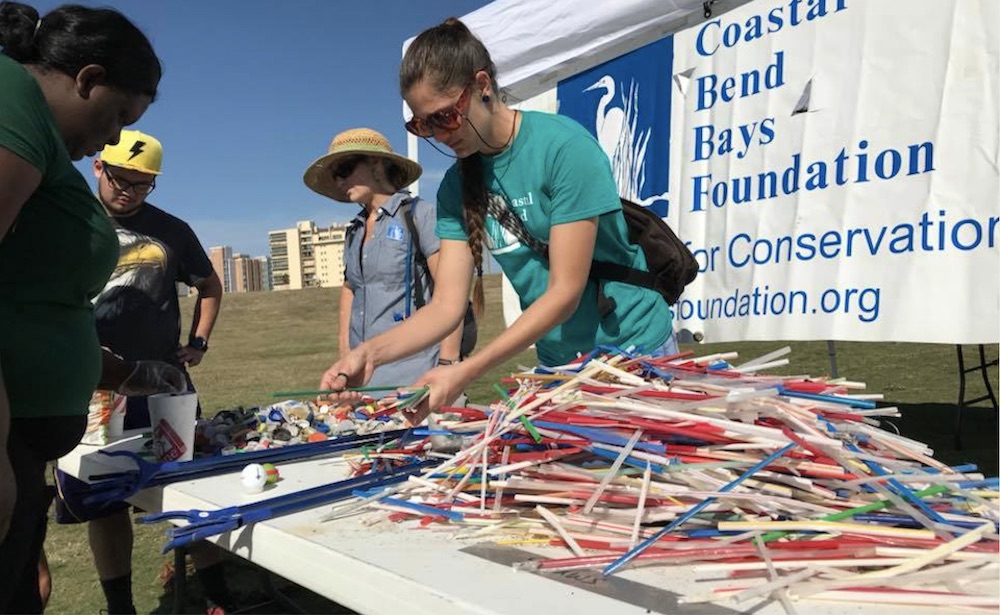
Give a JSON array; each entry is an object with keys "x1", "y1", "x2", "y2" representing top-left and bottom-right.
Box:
[
  {"x1": 557, "y1": 35, "x2": 674, "y2": 218},
  {"x1": 128, "y1": 140, "x2": 146, "y2": 161}
]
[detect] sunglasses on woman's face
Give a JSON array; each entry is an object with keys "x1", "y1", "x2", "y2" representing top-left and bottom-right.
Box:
[
  {"x1": 332, "y1": 156, "x2": 364, "y2": 180},
  {"x1": 405, "y1": 86, "x2": 472, "y2": 138}
]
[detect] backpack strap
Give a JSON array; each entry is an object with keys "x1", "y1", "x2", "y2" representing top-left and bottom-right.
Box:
[
  {"x1": 399, "y1": 198, "x2": 431, "y2": 314},
  {"x1": 485, "y1": 197, "x2": 549, "y2": 257},
  {"x1": 589, "y1": 260, "x2": 658, "y2": 289},
  {"x1": 485, "y1": 198, "x2": 619, "y2": 316},
  {"x1": 343, "y1": 216, "x2": 364, "y2": 284}
]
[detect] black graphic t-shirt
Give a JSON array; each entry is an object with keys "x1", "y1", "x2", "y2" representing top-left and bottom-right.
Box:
[{"x1": 94, "y1": 203, "x2": 213, "y2": 365}]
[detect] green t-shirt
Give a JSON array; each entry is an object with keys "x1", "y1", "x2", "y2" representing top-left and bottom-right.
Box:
[
  {"x1": 437, "y1": 111, "x2": 671, "y2": 366},
  {"x1": 0, "y1": 55, "x2": 119, "y2": 418}
]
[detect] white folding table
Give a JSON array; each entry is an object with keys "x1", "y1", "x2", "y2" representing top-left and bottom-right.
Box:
[{"x1": 58, "y1": 433, "x2": 995, "y2": 615}]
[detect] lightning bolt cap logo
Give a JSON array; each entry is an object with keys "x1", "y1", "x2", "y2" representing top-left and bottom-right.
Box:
[{"x1": 128, "y1": 141, "x2": 146, "y2": 160}]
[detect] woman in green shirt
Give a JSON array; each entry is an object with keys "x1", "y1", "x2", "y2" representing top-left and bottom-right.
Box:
[{"x1": 0, "y1": 3, "x2": 177, "y2": 612}]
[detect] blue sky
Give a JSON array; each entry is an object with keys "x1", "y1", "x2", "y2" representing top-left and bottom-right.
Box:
[{"x1": 32, "y1": 0, "x2": 492, "y2": 257}]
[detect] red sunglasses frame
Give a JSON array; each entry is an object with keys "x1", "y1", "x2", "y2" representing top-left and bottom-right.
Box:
[{"x1": 404, "y1": 84, "x2": 474, "y2": 138}]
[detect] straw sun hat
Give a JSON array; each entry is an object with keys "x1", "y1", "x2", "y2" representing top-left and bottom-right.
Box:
[{"x1": 303, "y1": 128, "x2": 422, "y2": 202}]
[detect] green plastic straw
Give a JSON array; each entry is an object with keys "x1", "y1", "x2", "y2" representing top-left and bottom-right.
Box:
[
  {"x1": 519, "y1": 416, "x2": 544, "y2": 444},
  {"x1": 492, "y1": 383, "x2": 511, "y2": 401},
  {"x1": 395, "y1": 386, "x2": 430, "y2": 413},
  {"x1": 492, "y1": 383, "x2": 542, "y2": 443},
  {"x1": 271, "y1": 385, "x2": 408, "y2": 398},
  {"x1": 759, "y1": 483, "x2": 951, "y2": 542}
]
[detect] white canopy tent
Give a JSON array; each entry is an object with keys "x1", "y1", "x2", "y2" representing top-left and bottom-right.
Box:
[
  {"x1": 400, "y1": 0, "x2": 999, "y2": 369},
  {"x1": 403, "y1": 0, "x2": 754, "y2": 176}
]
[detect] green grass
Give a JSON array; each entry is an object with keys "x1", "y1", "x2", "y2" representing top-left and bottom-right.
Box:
[{"x1": 43, "y1": 274, "x2": 998, "y2": 613}]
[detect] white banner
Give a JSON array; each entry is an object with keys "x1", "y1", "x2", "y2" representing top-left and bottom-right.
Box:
[
  {"x1": 463, "y1": 0, "x2": 998, "y2": 344},
  {"x1": 667, "y1": 0, "x2": 999, "y2": 343}
]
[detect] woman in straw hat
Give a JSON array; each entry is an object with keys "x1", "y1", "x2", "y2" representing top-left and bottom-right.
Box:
[
  {"x1": 305, "y1": 128, "x2": 472, "y2": 391},
  {"x1": 320, "y1": 19, "x2": 677, "y2": 425}
]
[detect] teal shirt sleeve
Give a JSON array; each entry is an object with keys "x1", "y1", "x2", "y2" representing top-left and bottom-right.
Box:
[
  {"x1": 548, "y1": 133, "x2": 622, "y2": 225},
  {"x1": 435, "y1": 165, "x2": 467, "y2": 241}
]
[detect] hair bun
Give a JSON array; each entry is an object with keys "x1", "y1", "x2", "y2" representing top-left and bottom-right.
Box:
[{"x1": 0, "y1": 1, "x2": 41, "y2": 62}]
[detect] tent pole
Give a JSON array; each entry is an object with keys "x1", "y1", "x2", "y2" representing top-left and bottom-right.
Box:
[
  {"x1": 827, "y1": 340, "x2": 839, "y2": 378},
  {"x1": 407, "y1": 131, "x2": 420, "y2": 197}
]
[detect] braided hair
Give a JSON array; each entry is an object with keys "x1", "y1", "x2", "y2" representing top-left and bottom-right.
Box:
[{"x1": 400, "y1": 17, "x2": 497, "y2": 320}]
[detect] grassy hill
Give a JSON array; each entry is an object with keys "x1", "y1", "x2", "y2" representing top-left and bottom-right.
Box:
[{"x1": 42, "y1": 274, "x2": 998, "y2": 613}]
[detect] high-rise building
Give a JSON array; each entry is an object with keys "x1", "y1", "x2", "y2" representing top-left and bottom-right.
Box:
[
  {"x1": 256, "y1": 256, "x2": 273, "y2": 291},
  {"x1": 210, "y1": 246, "x2": 269, "y2": 293},
  {"x1": 314, "y1": 225, "x2": 347, "y2": 288},
  {"x1": 209, "y1": 246, "x2": 234, "y2": 293},
  {"x1": 232, "y1": 253, "x2": 263, "y2": 292},
  {"x1": 268, "y1": 221, "x2": 348, "y2": 290}
]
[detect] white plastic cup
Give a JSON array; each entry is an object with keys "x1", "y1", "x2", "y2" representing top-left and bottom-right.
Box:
[
  {"x1": 148, "y1": 392, "x2": 198, "y2": 462},
  {"x1": 107, "y1": 394, "x2": 127, "y2": 438}
]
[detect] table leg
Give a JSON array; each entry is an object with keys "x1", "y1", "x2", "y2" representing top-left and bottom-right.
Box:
[{"x1": 173, "y1": 545, "x2": 187, "y2": 614}]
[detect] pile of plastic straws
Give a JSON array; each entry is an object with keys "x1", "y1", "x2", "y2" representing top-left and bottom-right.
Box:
[{"x1": 343, "y1": 347, "x2": 1000, "y2": 612}]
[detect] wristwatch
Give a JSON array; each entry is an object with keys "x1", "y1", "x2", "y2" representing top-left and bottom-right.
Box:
[{"x1": 188, "y1": 336, "x2": 209, "y2": 352}]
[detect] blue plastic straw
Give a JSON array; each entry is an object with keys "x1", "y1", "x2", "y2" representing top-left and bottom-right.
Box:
[
  {"x1": 602, "y1": 442, "x2": 796, "y2": 576},
  {"x1": 587, "y1": 446, "x2": 665, "y2": 474},
  {"x1": 776, "y1": 385, "x2": 876, "y2": 409},
  {"x1": 841, "y1": 440, "x2": 950, "y2": 526},
  {"x1": 376, "y1": 496, "x2": 465, "y2": 521},
  {"x1": 957, "y1": 477, "x2": 1000, "y2": 490},
  {"x1": 143, "y1": 458, "x2": 437, "y2": 552},
  {"x1": 531, "y1": 421, "x2": 665, "y2": 454}
]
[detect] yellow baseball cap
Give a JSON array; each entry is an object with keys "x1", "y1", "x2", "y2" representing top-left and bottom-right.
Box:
[{"x1": 100, "y1": 129, "x2": 163, "y2": 175}]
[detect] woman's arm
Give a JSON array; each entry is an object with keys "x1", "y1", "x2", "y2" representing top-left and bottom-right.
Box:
[
  {"x1": 406, "y1": 218, "x2": 598, "y2": 420},
  {"x1": 427, "y1": 251, "x2": 464, "y2": 363},
  {"x1": 320, "y1": 239, "x2": 473, "y2": 390},
  {"x1": 338, "y1": 282, "x2": 354, "y2": 357},
  {"x1": 0, "y1": 147, "x2": 44, "y2": 541},
  {"x1": 461, "y1": 218, "x2": 596, "y2": 375}
]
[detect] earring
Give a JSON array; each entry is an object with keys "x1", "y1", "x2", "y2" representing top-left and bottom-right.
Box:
[{"x1": 482, "y1": 93, "x2": 490, "y2": 104}]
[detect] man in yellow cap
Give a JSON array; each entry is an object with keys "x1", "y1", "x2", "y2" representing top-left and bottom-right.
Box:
[{"x1": 52, "y1": 129, "x2": 230, "y2": 614}]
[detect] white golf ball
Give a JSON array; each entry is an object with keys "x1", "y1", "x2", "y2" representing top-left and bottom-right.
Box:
[{"x1": 241, "y1": 463, "x2": 267, "y2": 493}]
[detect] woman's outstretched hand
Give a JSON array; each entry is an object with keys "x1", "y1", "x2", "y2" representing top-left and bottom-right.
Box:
[
  {"x1": 402, "y1": 363, "x2": 472, "y2": 426},
  {"x1": 320, "y1": 347, "x2": 376, "y2": 403}
]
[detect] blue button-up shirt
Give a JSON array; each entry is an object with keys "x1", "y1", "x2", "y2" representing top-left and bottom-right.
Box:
[{"x1": 343, "y1": 191, "x2": 440, "y2": 389}]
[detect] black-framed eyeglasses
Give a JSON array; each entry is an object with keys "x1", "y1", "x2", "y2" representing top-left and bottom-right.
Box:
[
  {"x1": 332, "y1": 156, "x2": 365, "y2": 180},
  {"x1": 103, "y1": 164, "x2": 156, "y2": 196}
]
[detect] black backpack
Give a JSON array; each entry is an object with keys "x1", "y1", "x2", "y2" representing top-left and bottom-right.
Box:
[
  {"x1": 485, "y1": 196, "x2": 698, "y2": 312},
  {"x1": 591, "y1": 198, "x2": 699, "y2": 306}
]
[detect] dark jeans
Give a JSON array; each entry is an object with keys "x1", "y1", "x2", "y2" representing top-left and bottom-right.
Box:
[{"x1": 0, "y1": 415, "x2": 87, "y2": 614}]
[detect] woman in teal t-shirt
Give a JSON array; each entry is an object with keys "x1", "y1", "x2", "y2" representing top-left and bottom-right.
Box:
[
  {"x1": 0, "y1": 3, "x2": 179, "y2": 612},
  {"x1": 322, "y1": 18, "x2": 677, "y2": 422}
]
